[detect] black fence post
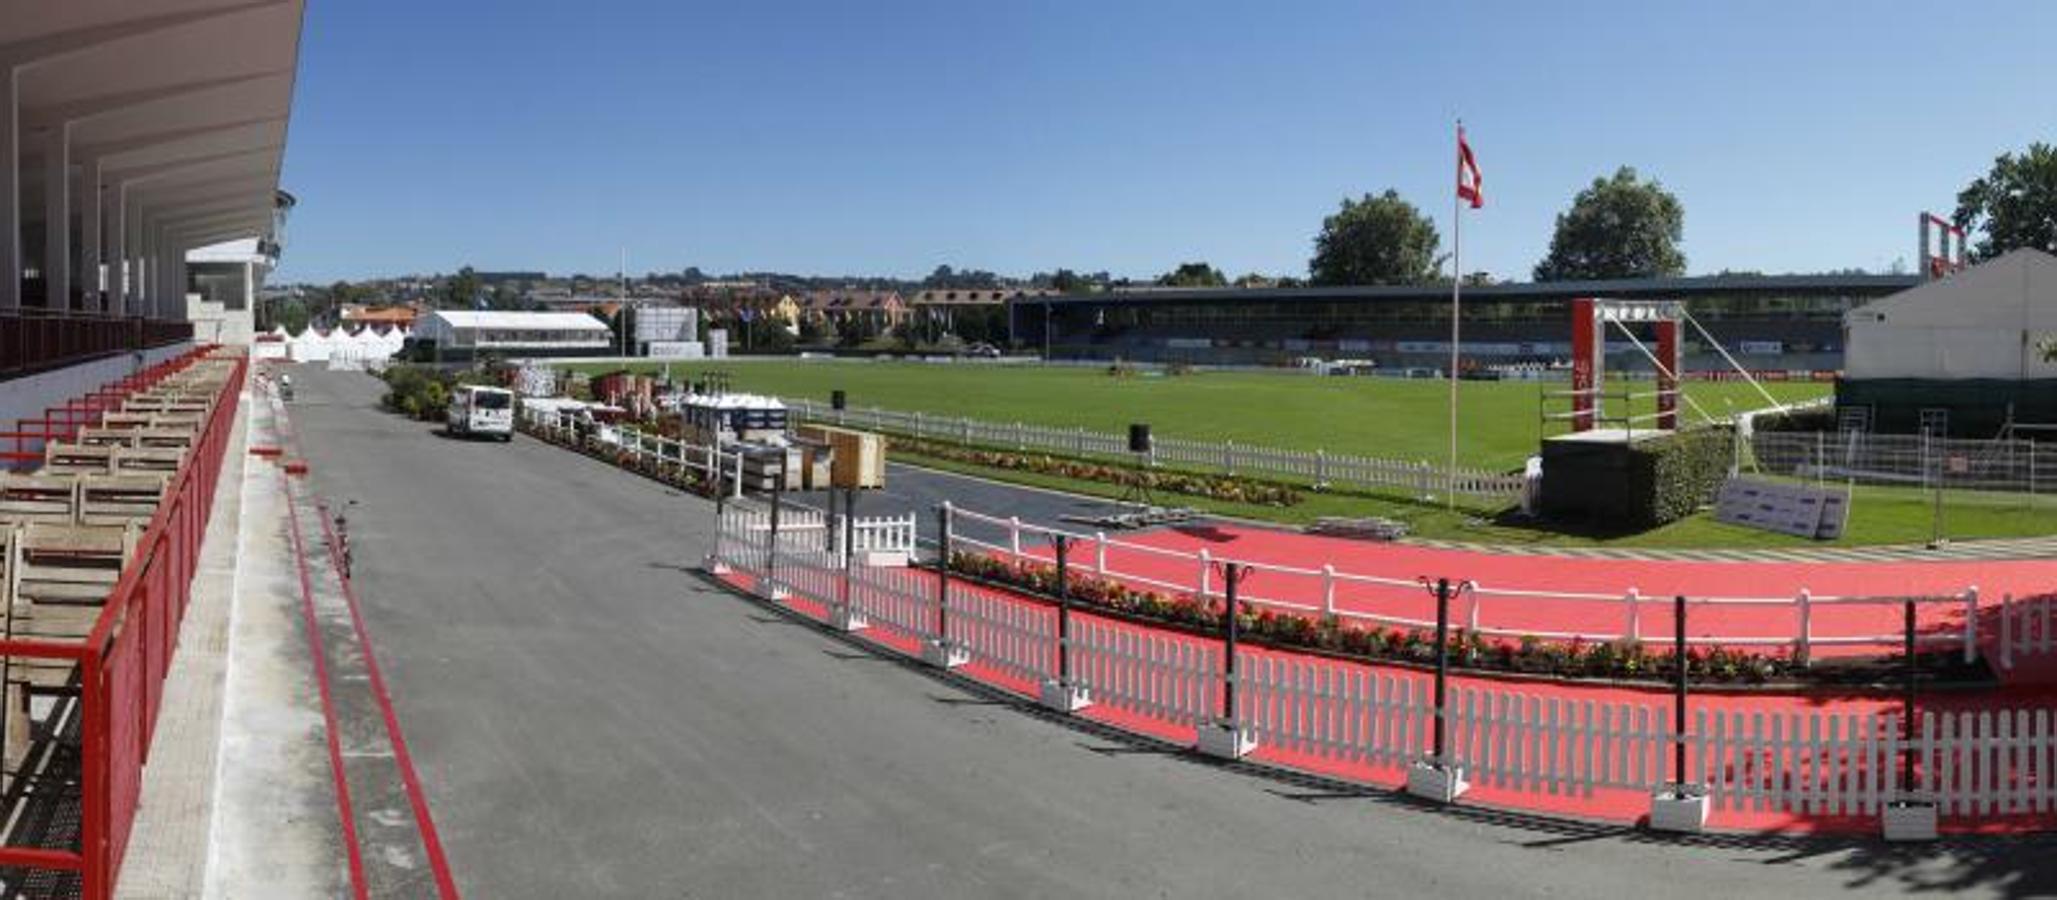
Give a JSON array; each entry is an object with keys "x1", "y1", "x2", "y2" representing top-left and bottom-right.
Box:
[
  {"x1": 1223, "y1": 563, "x2": 1242, "y2": 723},
  {"x1": 1674, "y1": 594, "x2": 1688, "y2": 786},
  {"x1": 1433, "y1": 577, "x2": 1451, "y2": 762},
  {"x1": 936, "y1": 502, "x2": 953, "y2": 644},
  {"x1": 1903, "y1": 598, "x2": 1918, "y2": 794},
  {"x1": 1054, "y1": 535, "x2": 1072, "y2": 682},
  {"x1": 766, "y1": 486, "x2": 782, "y2": 588}
]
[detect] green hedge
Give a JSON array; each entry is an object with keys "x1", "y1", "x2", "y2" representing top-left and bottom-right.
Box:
[
  {"x1": 1541, "y1": 427, "x2": 1734, "y2": 529},
  {"x1": 1631, "y1": 428, "x2": 1735, "y2": 526}
]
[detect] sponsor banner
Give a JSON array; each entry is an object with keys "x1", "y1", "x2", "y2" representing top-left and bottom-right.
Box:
[
  {"x1": 1738, "y1": 340, "x2": 1784, "y2": 355},
  {"x1": 1164, "y1": 337, "x2": 1212, "y2": 349}
]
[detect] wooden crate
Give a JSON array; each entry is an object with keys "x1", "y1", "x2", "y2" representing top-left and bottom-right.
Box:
[{"x1": 795, "y1": 424, "x2": 887, "y2": 489}]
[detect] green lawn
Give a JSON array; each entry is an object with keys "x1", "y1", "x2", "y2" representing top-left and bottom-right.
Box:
[
  {"x1": 569, "y1": 359, "x2": 1828, "y2": 470},
  {"x1": 564, "y1": 358, "x2": 2054, "y2": 547}
]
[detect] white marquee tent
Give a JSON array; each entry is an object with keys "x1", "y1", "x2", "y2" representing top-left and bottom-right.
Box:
[{"x1": 1844, "y1": 248, "x2": 2057, "y2": 381}]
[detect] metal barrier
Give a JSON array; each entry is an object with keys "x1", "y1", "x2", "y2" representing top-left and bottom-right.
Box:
[
  {"x1": 1750, "y1": 429, "x2": 2057, "y2": 496},
  {"x1": 0, "y1": 347, "x2": 243, "y2": 897}
]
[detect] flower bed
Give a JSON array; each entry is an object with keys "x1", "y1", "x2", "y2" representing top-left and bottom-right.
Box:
[
  {"x1": 946, "y1": 551, "x2": 1985, "y2": 688},
  {"x1": 892, "y1": 435, "x2": 1303, "y2": 507}
]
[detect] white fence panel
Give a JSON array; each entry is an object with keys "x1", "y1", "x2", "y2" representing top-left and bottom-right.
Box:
[{"x1": 1069, "y1": 617, "x2": 1219, "y2": 728}]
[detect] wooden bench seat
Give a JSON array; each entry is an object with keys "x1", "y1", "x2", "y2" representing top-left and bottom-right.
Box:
[
  {"x1": 0, "y1": 475, "x2": 80, "y2": 525},
  {"x1": 77, "y1": 474, "x2": 167, "y2": 526},
  {"x1": 42, "y1": 443, "x2": 115, "y2": 475}
]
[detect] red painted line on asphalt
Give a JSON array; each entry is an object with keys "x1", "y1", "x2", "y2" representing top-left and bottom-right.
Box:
[
  {"x1": 280, "y1": 469, "x2": 372, "y2": 900},
  {"x1": 314, "y1": 502, "x2": 463, "y2": 900}
]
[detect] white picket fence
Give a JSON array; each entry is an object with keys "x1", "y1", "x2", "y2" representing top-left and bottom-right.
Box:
[
  {"x1": 945, "y1": 505, "x2": 1979, "y2": 662},
  {"x1": 1996, "y1": 592, "x2": 2057, "y2": 671},
  {"x1": 784, "y1": 398, "x2": 1527, "y2": 502},
  {"x1": 711, "y1": 503, "x2": 2057, "y2": 824}
]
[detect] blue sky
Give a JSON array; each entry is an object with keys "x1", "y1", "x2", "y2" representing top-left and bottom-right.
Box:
[{"x1": 274, "y1": 0, "x2": 2057, "y2": 284}]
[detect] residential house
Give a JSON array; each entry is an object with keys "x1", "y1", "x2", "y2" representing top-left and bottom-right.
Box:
[{"x1": 800, "y1": 289, "x2": 907, "y2": 331}]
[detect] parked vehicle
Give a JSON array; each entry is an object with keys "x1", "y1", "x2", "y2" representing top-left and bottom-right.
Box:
[{"x1": 446, "y1": 385, "x2": 515, "y2": 440}]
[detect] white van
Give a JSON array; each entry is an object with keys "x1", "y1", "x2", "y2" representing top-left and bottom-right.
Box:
[{"x1": 447, "y1": 385, "x2": 515, "y2": 441}]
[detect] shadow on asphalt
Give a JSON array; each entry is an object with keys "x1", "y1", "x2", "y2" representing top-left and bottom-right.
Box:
[{"x1": 694, "y1": 567, "x2": 2057, "y2": 899}]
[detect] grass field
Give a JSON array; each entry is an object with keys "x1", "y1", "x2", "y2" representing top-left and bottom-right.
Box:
[
  {"x1": 563, "y1": 359, "x2": 2056, "y2": 547},
  {"x1": 569, "y1": 359, "x2": 1828, "y2": 470}
]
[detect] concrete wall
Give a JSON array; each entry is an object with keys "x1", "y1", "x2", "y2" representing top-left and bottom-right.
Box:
[{"x1": 2, "y1": 343, "x2": 193, "y2": 462}]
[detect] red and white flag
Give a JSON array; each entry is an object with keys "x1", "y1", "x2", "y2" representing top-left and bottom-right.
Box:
[{"x1": 1456, "y1": 126, "x2": 1483, "y2": 209}]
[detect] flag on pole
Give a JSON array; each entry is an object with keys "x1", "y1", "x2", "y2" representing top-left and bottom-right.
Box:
[{"x1": 1456, "y1": 127, "x2": 1483, "y2": 209}]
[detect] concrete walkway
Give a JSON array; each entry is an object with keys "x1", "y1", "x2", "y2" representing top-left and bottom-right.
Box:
[{"x1": 116, "y1": 386, "x2": 347, "y2": 899}]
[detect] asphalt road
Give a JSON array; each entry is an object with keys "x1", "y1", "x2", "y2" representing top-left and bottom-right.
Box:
[{"x1": 283, "y1": 366, "x2": 2055, "y2": 899}]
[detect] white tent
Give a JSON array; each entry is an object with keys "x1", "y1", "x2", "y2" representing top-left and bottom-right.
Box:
[
  {"x1": 289, "y1": 327, "x2": 335, "y2": 363},
  {"x1": 1844, "y1": 248, "x2": 2057, "y2": 380}
]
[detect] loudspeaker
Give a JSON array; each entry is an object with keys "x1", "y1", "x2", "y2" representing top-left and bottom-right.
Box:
[
  {"x1": 831, "y1": 390, "x2": 847, "y2": 411},
  {"x1": 1128, "y1": 423, "x2": 1152, "y2": 453}
]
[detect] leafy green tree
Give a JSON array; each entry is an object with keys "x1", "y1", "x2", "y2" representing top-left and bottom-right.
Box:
[
  {"x1": 1954, "y1": 143, "x2": 2057, "y2": 260},
  {"x1": 1309, "y1": 190, "x2": 1442, "y2": 286},
  {"x1": 274, "y1": 298, "x2": 310, "y2": 335},
  {"x1": 441, "y1": 266, "x2": 483, "y2": 309},
  {"x1": 1157, "y1": 262, "x2": 1227, "y2": 287},
  {"x1": 1534, "y1": 167, "x2": 1686, "y2": 281}
]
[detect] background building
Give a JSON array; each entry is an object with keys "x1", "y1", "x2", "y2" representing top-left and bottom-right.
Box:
[
  {"x1": 413, "y1": 310, "x2": 616, "y2": 361},
  {"x1": 1008, "y1": 273, "x2": 1918, "y2": 372},
  {"x1": 1840, "y1": 249, "x2": 2057, "y2": 435}
]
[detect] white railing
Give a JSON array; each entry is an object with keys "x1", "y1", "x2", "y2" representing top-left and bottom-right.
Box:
[
  {"x1": 711, "y1": 504, "x2": 2057, "y2": 825},
  {"x1": 519, "y1": 404, "x2": 744, "y2": 495},
  {"x1": 942, "y1": 505, "x2": 1980, "y2": 661},
  {"x1": 784, "y1": 398, "x2": 1526, "y2": 502}
]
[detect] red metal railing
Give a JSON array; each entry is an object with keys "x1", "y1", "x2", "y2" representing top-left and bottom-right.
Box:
[
  {"x1": 0, "y1": 347, "x2": 243, "y2": 898},
  {"x1": 0, "y1": 309, "x2": 195, "y2": 379},
  {"x1": 0, "y1": 351, "x2": 205, "y2": 470}
]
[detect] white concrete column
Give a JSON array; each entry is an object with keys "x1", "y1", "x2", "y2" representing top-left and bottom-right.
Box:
[
  {"x1": 114, "y1": 185, "x2": 131, "y2": 315},
  {"x1": 0, "y1": 66, "x2": 16, "y2": 311},
  {"x1": 80, "y1": 154, "x2": 100, "y2": 311},
  {"x1": 42, "y1": 121, "x2": 68, "y2": 311}
]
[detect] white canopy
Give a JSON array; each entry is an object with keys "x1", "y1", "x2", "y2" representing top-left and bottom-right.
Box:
[{"x1": 1844, "y1": 248, "x2": 2057, "y2": 380}]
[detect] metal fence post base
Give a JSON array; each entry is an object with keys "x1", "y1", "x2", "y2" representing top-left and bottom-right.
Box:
[
  {"x1": 1196, "y1": 719, "x2": 1257, "y2": 760},
  {"x1": 1881, "y1": 797, "x2": 1939, "y2": 842},
  {"x1": 1405, "y1": 757, "x2": 1469, "y2": 803},
  {"x1": 1037, "y1": 678, "x2": 1093, "y2": 713},
  {"x1": 832, "y1": 606, "x2": 869, "y2": 633},
  {"x1": 921, "y1": 639, "x2": 969, "y2": 669},
  {"x1": 1648, "y1": 783, "x2": 1709, "y2": 833}
]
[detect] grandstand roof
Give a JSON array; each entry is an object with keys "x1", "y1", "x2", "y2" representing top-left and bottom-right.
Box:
[{"x1": 1027, "y1": 272, "x2": 1919, "y2": 308}]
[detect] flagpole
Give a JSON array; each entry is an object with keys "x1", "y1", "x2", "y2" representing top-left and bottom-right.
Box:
[{"x1": 1447, "y1": 121, "x2": 1462, "y2": 510}]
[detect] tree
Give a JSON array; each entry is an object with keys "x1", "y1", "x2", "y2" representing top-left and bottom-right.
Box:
[
  {"x1": 1533, "y1": 167, "x2": 1686, "y2": 281},
  {"x1": 441, "y1": 266, "x2": 483, "y2": 309},
  {"x1": 274, "y1": 298, "x2": 310, "y2": 335},
  {"x1": 1309, "y1": 190, "x2": 1442, "y2": 286},
  {"x1": 1047, "y1": 268, "x2": 1086, "y2": 293},
  {"x1": 1157, "y1": 262, "x2": 1226, "y2": 287},
  {"x1": 1954, "y1": 143, "x2": 2057, "y2": 260}
]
